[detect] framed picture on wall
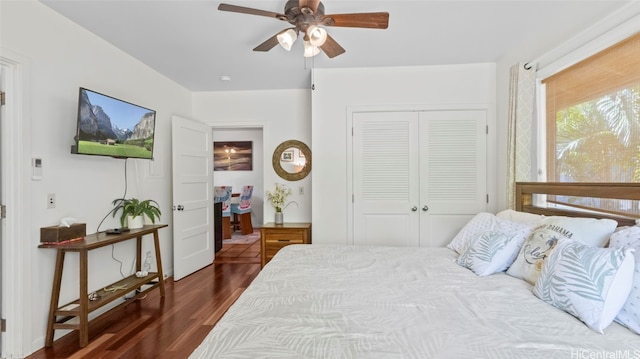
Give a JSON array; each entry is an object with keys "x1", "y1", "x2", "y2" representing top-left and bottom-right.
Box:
[
  {"x1": 281, "y1": 150, "x2": 294, "y2": 162},
  {"x1": 214, "y1": 141, "x2": 253, "y2": 171}
]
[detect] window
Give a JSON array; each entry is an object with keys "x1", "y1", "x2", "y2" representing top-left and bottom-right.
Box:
[{"x1": 543, "y1": 33, "x2": 640, "y2": 216}]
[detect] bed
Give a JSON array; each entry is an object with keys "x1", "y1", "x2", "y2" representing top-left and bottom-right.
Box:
[{"x1": 190, "y1": 183, "x2": 640, "y2": 358}]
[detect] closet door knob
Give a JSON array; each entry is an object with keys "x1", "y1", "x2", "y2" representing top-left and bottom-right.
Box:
[
  {"x1": 411, "y1": 206, "x2": 418, "y2": 212},
  {"x1": 422, "y1": 205, "x2": 429, "y2": 212}
]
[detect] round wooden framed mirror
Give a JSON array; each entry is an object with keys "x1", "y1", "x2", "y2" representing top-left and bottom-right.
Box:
[{"x1": 272, "y1": 140, "x2": 311, "y2": 181}]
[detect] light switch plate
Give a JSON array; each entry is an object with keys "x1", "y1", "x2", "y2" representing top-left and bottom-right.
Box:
[{"x1": 32, "y1": 157, "x2": 43, "y2": 180}]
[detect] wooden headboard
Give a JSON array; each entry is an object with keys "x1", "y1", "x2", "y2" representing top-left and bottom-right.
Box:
[{"x1": 515, "y1": 182, "x2": 640, "y2": 227}]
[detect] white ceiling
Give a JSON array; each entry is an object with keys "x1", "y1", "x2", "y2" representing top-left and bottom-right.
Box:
[{"x1": 40, "y1": 0, "x2": 629, "y2": 92}]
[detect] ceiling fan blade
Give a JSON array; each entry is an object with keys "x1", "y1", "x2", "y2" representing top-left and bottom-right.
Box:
[
  {"x1": 322, "y1": 12, "x2": 389, "y2": 29},
  {"x1": 299, "y1": 0, "x2": 320, "y2": 13},
  {"x1": 218, "y1": 3, "x2": 286, "y2": 20},
  {"x1": 253, "y1": 33, "x2": 281, "y2": 52},
  {"x1": 319, "y1": 35, "x2": 345, "y2": 58}
]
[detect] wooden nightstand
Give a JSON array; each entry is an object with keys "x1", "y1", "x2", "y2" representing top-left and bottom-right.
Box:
[{"x1": 260, "y1": 222, "x2": 311, "y2": 267}]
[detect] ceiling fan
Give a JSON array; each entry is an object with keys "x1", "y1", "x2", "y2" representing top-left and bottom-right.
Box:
[{"x1": 218, "y1": 0, "x2": 389, "y2": 58}]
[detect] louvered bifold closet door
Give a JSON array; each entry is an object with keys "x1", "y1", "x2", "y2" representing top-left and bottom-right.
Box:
[
  {"x1": 352, "y1": 110, "x2": 487, "y2": 247},
  {"x1": 419, "y1": 110, "x2": 487, "y2": 247},
  {"x1": 352, "y1": 111, "x2": 421, "y2": 247}
]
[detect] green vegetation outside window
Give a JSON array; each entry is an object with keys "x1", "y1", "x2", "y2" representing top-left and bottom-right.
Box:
[{"x1": 543, "y1": 33, "x2": 640, "y2": 217}]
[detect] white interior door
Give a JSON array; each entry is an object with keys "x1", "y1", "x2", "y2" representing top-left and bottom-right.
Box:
[
  {"x1": 171, "y1": 115, "x2": 214, "y2": 281},
  {"x1": 419, "y1": 110, "x2": 488, "y2": 247},
  {"x1": 1, "y1": 52, "x2": 31, "y2": 358},
  {"x1": 352, "y1": 112, "x2": 420, "y2": 246},
  {"x1": 0, "y1": 71, "x2": 4, "y2": 355}
]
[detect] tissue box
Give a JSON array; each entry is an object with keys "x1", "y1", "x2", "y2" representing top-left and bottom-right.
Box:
[{"x1": 40, "y1": 223, "x2": 86, "y2": 243}]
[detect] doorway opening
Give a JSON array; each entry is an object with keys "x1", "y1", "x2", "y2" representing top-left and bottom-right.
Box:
[{"x1": 212, "y1": 127, "x2": 265, "y2": 230}]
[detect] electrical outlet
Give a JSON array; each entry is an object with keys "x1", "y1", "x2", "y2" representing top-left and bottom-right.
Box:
[{"x1": 47, "y1": 193, "x2": 56, "y2": 209}]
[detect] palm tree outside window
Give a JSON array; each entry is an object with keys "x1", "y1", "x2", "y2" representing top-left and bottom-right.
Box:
[{"x1": 543, "y1": 33, "x2": 640, "y2": 217}]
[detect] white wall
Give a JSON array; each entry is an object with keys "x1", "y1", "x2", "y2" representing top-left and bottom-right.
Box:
[
  {"x1": 192, "y1": 90, "x2": 312, "y2": 224},
  {"x1": 212, "y1": 128, "x2": 264, "y2": 227},
  {"x1": 1, "y1": 1, "x2": 191, "y2": 354},
  {"x1": 311, "y1": 64, "x2": 497, "y2": 244}
]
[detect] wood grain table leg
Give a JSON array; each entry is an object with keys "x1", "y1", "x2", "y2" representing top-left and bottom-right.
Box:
[
  {"x1": 78, "y1": 249, "x2": 89, "y2": 347},
  {"x1": 136, "y1": 235, "x2": 142, "y2": 272},
  {"x1": 153, "y1": 229, "x2": 165, "y2": 296},
  {"x1": 45, "y1": 250, "x2": 65, "y2": 347}
]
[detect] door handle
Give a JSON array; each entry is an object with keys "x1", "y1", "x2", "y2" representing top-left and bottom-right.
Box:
[
  {"x1": 411, "y1": 206, "x2": 418, "y2": 212},
  {"x1": 177, "y1": 205, "x2": 184, "y2": 211},
  {"x1": 422, "y1": 205, "x2": 429, "y2": 212}
]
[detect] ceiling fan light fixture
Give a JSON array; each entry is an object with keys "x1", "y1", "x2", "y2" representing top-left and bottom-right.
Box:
[
  {"x1": 303, "y1": 40, "x2": 320, "y2": 57},
  {"x1": 306, "y1": 25, "x2": 327, "y2": 47},
  {"x1": 276, "y1": 28, "x2": 297, "y2": 51},
  {"x1": 219, "y1": 1, "x2": 389, "y2": 59}
]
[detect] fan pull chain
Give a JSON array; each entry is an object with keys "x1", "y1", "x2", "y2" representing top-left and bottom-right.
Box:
[{"x1": 311, "y1": 56, "x2": 315, "y2": 90}]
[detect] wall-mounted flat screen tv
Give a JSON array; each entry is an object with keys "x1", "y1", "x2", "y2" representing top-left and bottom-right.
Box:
[{"x1": 72, "y1": 87, "x2": 156, "y2": 160}]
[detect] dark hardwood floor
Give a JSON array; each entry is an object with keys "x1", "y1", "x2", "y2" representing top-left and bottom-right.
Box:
[{"x1": 27, "y1": 240, "x2": 261, "y2": 359}]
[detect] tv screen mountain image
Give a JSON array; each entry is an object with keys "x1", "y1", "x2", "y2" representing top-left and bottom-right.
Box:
[{"x1": 74, "y1": 88, "x2": 156, "y2": 159}]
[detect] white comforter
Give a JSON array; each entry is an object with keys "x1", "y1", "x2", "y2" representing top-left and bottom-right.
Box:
[{"x1": 190, "y1": 245, "x2": 640, "y2": 359}]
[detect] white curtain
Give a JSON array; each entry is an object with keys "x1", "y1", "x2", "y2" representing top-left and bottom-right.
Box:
[{"x1": 507, "y1": 62, "x2": 537, "y2": 208}]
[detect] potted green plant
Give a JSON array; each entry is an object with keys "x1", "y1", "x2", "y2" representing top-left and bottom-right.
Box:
[{"x1": 112, "y1": 198, "x2": 162, "y2": 229}]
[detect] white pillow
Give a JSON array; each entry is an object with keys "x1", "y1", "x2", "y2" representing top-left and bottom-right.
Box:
[
  {"x1": 457, "y1": 229, "x2": 531, "y2": 276},
  {"x1": 533, "y1": 240, "x2": 635, "y2": 333},
  {"x1": 447, "y1": 213, "x2": 535, "y2": 254},
  {"x1": 609, "y1": 226, "x2": 640, "y2": 334},
  {"x1": 496, "y1": 209, "x2": 544, "y2": 225},
  {"x1": 507, "y1": 216, "x2": 618, "y2": 284}
]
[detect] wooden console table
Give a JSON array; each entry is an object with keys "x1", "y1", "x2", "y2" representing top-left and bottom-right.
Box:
[{"x1": 39, "y1": 224, "x2": 167, "y2": 348}]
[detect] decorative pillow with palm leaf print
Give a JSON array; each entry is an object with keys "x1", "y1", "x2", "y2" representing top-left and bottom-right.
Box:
[
  {"x1": 609, "y1": 226, "x2": 640, "y2": 334},
  {"x1": 533, "y1": 240, "x2": 635, "y2": 333},
  {"x1": 447, "y1": 213, "x2": 535, "y2": 254},
  {"x1": 507, "y1": 216, "x2": 617, "y2": 285},
  {"x1": 457, "y1": 229, "x2": 531, "y2": 276}
]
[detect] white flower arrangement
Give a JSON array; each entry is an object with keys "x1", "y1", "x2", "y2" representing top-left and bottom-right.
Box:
[{"x1": 266, "y1": 183, "x2": 293, "y2": 212}]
